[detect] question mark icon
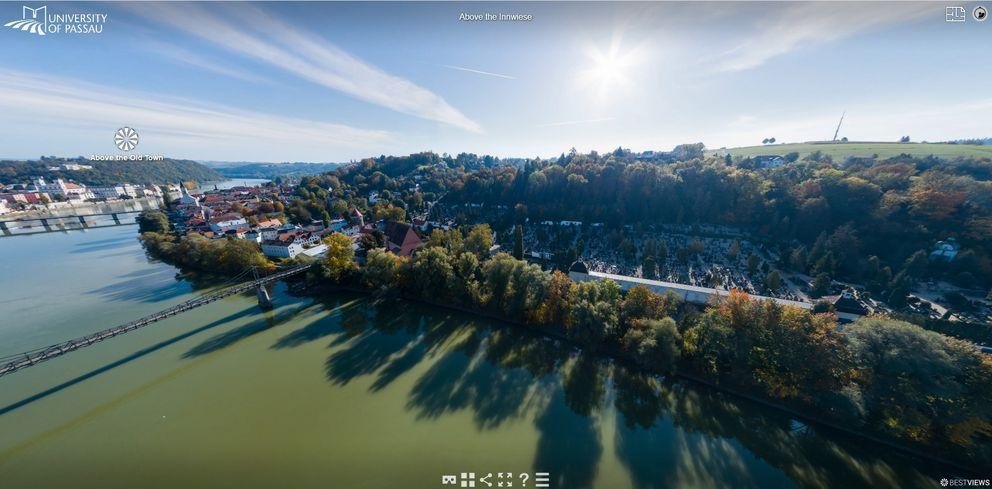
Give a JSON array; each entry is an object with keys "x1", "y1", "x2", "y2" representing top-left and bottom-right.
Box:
[{"x1": 519, "y1": 473, "x2": 529, "y2": 487}]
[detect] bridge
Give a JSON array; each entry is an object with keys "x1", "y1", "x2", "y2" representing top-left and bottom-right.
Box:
[
  {"x1": 0, "y1": 211, "x2": 144, "y2": 237},
  {"x1": 0, "y1": 263, "x2": 311, "y2": 378}
]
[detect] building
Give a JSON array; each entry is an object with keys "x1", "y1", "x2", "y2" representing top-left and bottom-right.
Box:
[
  {"x1": 350, "y1": 208, "x2": 365, "y2": 227},
  {"x1": 567, "y1": 261, "x2": 864, "y2": 322},
  {"x1": 751, "y1": 155, "x2": 785, "y2": 168},
  {"x1": 88, "y1": 185, "x2": 130, "y2": 200},
  {"x1": 178, "y1": 184, "x2": 200, "y2": 206},
  {"x1": 31, "y1": 177, "x2": 92, "y2": 200},
  {"x1": 826, "y1": 288, "x2": 869, "y2": 316},
  {"x1": 382, "y1": 221, "x2": 423, "y2": 257},
  {"x1": 328, "y1": 218, "x2": 348, "y2": 232},
  {"x1": 929, "y1": 238, "x2": 960, "y2": 261},
  {"x1": 209, "y1": 215, "x2": 248, "y2": 233},
  {"x1": 0, "y1": 199, "x2": 9, "y2": 215},
  {"x1": 260, "y1": 230, "x2": 325, "y2": 258}
]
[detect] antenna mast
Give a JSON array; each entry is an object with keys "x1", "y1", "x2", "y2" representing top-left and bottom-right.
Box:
[{"x1": 832, "y1": 110, "x2": 846, "y2": 142}]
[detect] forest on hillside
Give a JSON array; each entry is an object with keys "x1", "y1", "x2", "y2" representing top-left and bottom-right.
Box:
[
  {"x1": 0, "y1": 158, "x2": 221, "y2": 186},
  {"x1": 285, "y1": 148, "x2": 992, "y2": 314}
]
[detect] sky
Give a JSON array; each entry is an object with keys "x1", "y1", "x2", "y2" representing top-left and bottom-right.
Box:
[{"x1": 0, "y1": 1, "x2": 990, "y2": 162}]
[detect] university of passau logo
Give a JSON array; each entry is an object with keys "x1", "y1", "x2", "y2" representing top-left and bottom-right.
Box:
[
  {"x1": 4, "y1": 5, "x2": 107, "y2": 36},
  {"x1": 4, "y1": 5, "x2": 46, "y2": 36}
]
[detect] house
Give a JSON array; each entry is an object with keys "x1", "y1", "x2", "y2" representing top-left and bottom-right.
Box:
[
  {"x1": 32, "y1": 177, "x2": 92, "y2": 200},
  {"x1": 260, "y1": 230, "x2": 325, "y2": 258},
  {"x1": 209, "y1": 215, "x2": 248, "y2": 233},
  {"x1": 382, "y1": 221, "x2": 423, "y2": 257},
  {"x1": 826, "y1": 288, "x2": 869, "y2": 316},
  {"x1": 368, "y1": 191, "x2": 381, "y2": 204},
  {"x1": 350, "y1": 207, "x2": 365, "y2": 227},
  {"x1": 328, "y1": 218, "x2": 348, "y2": 232},
  {"x1": 929, "y1": 238, "x2": 960, "y2": 262},
  {"x1": 0, "y1": 199, "x2": 9, "y2": 215},
  {"x1": 751, "y1": 155, "x2": 785, "y2": 168},
  {"x1": 261, "y1": 239, "x2": 304, "y2": 258},
  {"x1": 88, "y1": 185, "x2": 129, "y2": 200}
]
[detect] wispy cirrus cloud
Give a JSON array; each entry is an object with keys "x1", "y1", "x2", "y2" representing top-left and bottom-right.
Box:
[
  {"x1": 0, "y1": 70, "x2": 391, "y2": 159},
  {"x1": 442, "y1": 65, "x2": 516, "y2": 80},
  {"x1": 128, "y1": 3, "x2": 482, "y2": 133},
  {"x1": 146, "y1": 41, "x2": 272, "y2": 85},
  {"x1": 711, "y1": 3, "x2": 933, "y2": 72}
]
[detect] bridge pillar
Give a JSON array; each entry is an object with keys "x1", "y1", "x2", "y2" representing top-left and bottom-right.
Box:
[
  {"x1": 257, "y1": 285, "x2": 274, "y2": 309},
  {"x1": 111, "y1": 213, "x2": 121, "y2": 225},
  {"x1": 78, "y1": 215, "x2": 89, "y2": 228},
  {"x1": 0, "y1": 221, "x2": 10, "y2": 236},
  {"x1": 41, "y1": 218, "x2": 52, "y2": 232}
]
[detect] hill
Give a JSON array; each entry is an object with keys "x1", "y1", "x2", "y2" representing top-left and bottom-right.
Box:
[
  {"x1": 711, "y1": 142, "x2": 992, "y2": 161},
  {"x1": 0, "y1": 158, "x2": 222, "y2": 186},
  {"x1": 215, "y1": 162, "x2": 342, "y2": 180}
]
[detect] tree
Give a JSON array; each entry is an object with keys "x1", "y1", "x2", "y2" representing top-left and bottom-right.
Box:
[
  {"x1": 137, "y1": 210, "x2": 170, "y2": 234},
  {"x1": 411, "y1": 246, "x2": 455, "y2": 300},
  {"x1": 812, "y1": 273, "x2": 831, "y2": 298},
  {"x1": 845, "y1": 318, "x2": 992, "y2": 446},
  {"x1": 622, "y1": 318, "x2": 681, "y2": 371},
  {"x1": 642, "y1": 255, "x2": 657, "y2": 279},
  {"x1": 764, "y1": 270, "x2": 782, "y2": 291},
  {"x1": 902, "y1": 250, "x2": 929, "y2": 279},
  {"x1": 427, "y1": 228, "x2": 463, "y2": 253},
  {"x1": 464, "y1": 224, "x2": 494, "y2": 257},
  {"x1": 726, "y1": 240, "x2": 740, "y2": 260},
  {"x1": 322, "y1": 233, "x2": 356, "y2": 282},
  {"x1": 362, "y1": 248, "x2": 407, "y2": 290},
  {"x1": 747, "y1": 254, "x2": 760, "y2": 275},
  {"x1": 900, "y1": 135, "x2": 910, "y2": 143},
  {"x1": 568, "y1": 279, "x2": 621, "y2": 344},
  {"x1": 513, "y1": 224, "x2": 524, "y2": 260}
]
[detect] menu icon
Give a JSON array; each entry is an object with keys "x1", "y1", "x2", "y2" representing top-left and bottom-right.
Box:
[{"x1": 534, "y1": 472, "x2": 550, "y2": 488}]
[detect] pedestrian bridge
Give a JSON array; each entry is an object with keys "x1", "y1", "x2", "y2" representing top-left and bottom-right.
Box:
[{"x1": 0, "y1": 263, "x2": 311, "y2": 378}]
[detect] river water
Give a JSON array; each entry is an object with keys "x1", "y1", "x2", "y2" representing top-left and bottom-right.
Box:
[{"x1": 0, "y1": 226, "x2": 952, "y2": 488}]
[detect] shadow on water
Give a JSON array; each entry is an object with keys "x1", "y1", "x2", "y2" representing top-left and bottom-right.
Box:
[
  {"x1": 0, "y1": 307, "x2": 257, "y2": 416},
  {"x1": 303, "y1": 296, "x2": 948, "y2": 489},
  {"x1": 183, "y1": 300, "x2": 316, "y2": 358},
  {"x1": 88, "y1": 267, "x2": 193, "y2": 303},
  {"x1": 70, "y1": 236, "x2": 135, "y2": 254},
  {"x1": 270, "y1": 297, "x2": 362, "y2": 349}
]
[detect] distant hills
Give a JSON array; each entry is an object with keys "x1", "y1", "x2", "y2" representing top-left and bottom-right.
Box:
[
  {"x1": 711, "y1": 141, "x2": 992, "y2": 160},
  {"x1": 209, "y1": 162, "x2": 343, "y2": 179},
  {"x1": 0, "y1": 157, "x2": 221, "y2": 186}
]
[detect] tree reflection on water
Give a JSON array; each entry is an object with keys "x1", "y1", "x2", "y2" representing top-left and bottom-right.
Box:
[{"x1": 271, "y1": 295, "x2": 944, "y2": 489}]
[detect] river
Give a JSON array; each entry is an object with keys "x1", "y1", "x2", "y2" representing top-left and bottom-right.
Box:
[{"x1": 0, "y1": 226, "x2": 952, "y2": 488}]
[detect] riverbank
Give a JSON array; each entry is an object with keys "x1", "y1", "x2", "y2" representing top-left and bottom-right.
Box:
[
  {"x1": 1, "y1": 196, "x2": 162, "y2": 220},
  {"x1": 303, "y1": 281, "x2": 984, "y2": 476}
]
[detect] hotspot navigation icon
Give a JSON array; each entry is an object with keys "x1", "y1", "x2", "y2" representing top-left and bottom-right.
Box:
[
  {"x1": 114, "y1": 127, "x2": 139, "y2": 152},
  {"x1": 975, "y1": 6, "x2": 988, "y2": 21}
]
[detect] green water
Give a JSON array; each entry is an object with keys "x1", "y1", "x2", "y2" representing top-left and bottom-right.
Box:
[{"x1": 0, "y1": 227, "x2": 950, "y2": 488}]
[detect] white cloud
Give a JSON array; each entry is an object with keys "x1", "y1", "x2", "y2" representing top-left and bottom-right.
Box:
[
  {"x1": 0, "y1": 70, "x2": 392, "y2": 160},
  {"x1": 711, "y1": 3, "x2": 933, "y2": 72},
  {"x1": 146, "y1": 42, "x2": 272, "y2": 85},
  {"x1": 129, "y1": 3, "x2": 482, "y2": 133}
]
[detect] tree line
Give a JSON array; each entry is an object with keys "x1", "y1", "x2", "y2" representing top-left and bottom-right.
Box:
[{"x1": 317, "y1": 226, "x2": 992, "y2": 468}]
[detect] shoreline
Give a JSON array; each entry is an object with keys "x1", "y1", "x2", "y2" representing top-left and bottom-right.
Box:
[{"x1": 300, "y1": 280, "x2": 986, "y2": 476}]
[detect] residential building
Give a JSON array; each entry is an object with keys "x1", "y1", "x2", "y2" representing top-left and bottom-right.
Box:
[
  {"x1": 930, "y1": 238, "x2": 960, "y2": 261},
  {"x1": 382, "y1": 221, "x2": 424, "y2": 257}
]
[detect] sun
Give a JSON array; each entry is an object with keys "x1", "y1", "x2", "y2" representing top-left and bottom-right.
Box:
[{"x1": 579, "y1": 42, "x2": 639, "y2": 98}]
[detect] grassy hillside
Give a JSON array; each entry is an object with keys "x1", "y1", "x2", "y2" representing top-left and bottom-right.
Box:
[{"x1": 711, "y1": 142, "x2": 992, "y2": 160}]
